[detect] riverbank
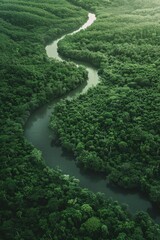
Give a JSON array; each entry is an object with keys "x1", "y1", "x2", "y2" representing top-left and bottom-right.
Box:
[
  {"x1": 1, "y1": 0, "x2": 160, "y2": 238},
  {"x1": 25, "y1": 13, "x2": 160, "y2": 223}
]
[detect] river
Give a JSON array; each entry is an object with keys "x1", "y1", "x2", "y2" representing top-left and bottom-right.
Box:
[{"x1": 24, "y1": 13, "x2": 160, "y2": 223}]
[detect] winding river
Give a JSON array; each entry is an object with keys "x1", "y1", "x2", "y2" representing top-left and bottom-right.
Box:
[{"x1": 24, "y1": 13, "x2": 160, "y2": 223}]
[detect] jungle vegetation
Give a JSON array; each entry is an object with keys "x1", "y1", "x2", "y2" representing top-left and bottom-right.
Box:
[
  {"x1": 1, "y1": 0, "x2": 160, "y2": 239},
  {"x1": 52, "y1": 0, "x2": 160, "y2": 206}
]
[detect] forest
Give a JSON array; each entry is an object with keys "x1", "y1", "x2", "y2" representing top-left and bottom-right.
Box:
[
  {"x1": 0, "y1": 0, "x2": 160, "y2": 239},
  {"x1": 52, "y1": 0, "x2": 160, "y2": 206}
]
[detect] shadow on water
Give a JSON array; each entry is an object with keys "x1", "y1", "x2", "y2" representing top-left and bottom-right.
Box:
[
  {"x1": 147, "y1": 207, "x2": 160, "y2": 222},
  {"x1": 24, "y1": 13, "x2": 160, "y2": 224}
]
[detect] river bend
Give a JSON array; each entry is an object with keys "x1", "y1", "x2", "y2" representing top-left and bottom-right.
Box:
[{"x1": 24, "y1": 13, "x2": 160, "y2": 223}]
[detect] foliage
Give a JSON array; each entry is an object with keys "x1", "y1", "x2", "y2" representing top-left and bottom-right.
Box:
[
  {"x1": 1, "y1": 0, "x2": 160, "y2": 239},
  {"x1": 52, "y1": 0, "x2": 160, "y2": 205}
]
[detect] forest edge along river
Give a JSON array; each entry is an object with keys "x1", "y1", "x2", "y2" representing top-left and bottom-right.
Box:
[{"x1": 24, "y1": 13, "x2": 160, "y2": 223}]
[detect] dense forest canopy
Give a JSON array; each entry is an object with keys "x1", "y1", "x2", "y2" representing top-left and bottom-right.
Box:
[
  {"x1": 0, "y1": 0, "x2": 160, "y2": 239},
  {"x1": 53, "y1": 0, "x2": 160, "y2": 205}
]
